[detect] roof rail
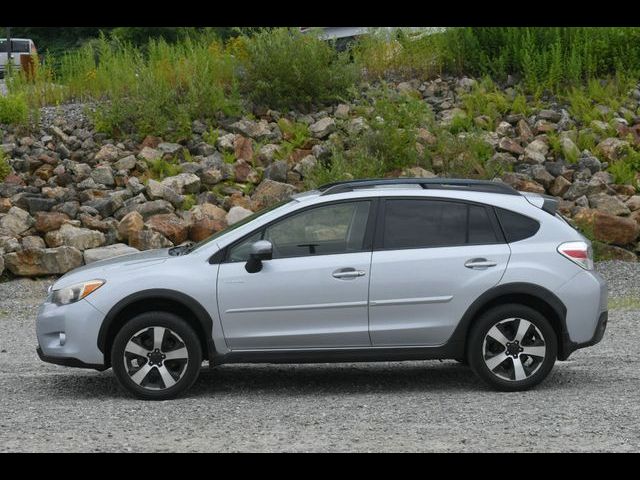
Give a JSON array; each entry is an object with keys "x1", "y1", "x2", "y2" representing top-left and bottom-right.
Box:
[{"x1": 318, "y1": 178, "x2": 521, "y2": 196}]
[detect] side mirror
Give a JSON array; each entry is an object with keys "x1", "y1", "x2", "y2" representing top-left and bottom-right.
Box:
[{"x1": 245, "y1": 240, "x2": 273, "y2": 273}]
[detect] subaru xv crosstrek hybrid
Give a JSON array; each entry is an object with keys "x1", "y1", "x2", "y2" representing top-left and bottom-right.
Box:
[{"x1": 36, "y1": 178, "x2": 608, "y2": 399}]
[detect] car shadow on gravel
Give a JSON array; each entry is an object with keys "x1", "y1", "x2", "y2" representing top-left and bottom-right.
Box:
[{"x1": 35, "y1": 361, "x2": 600, "y2": 399}]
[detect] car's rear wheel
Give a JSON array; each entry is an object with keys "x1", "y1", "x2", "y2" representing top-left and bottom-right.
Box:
[
  {"x1": 111, "y1": 312, "x2": 202, "y2": 400},
  {"x1": 468, "y1": 304, "x2": 557, "y2": 391}
]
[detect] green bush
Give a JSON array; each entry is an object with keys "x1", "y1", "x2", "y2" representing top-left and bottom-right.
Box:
[
  {"x1": 0, "y1": 149, "x2": 12, "y2": 180},
  {"x1": 147, "y1": 157, "x2": 182, "y2": 180},
  {"x1": 238, "y1": 28, "x2": 357, "y2": 109},
  {"x1": 353, "y1": 28, "x2": 446, "y2": 81},
  {"x1": 608, "y1": 148, "x2": 640, "y2": 188},
  {"x1": 0, "y1": 94, "x2": 29, "y2": 126}
]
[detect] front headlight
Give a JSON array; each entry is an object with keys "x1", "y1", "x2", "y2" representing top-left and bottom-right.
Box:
[{"x1": 51, "y1": 280, "x2": 105, "y2": 305}]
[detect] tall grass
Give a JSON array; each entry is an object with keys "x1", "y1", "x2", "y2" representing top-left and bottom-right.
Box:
[{"x1": 436, "y1": 27, "x2": 640, "y2": 94}]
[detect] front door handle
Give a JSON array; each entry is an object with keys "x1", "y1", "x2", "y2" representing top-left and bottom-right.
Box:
[
  {"x1": 332, "y1": 268, "x2": 366, "y2": 279},
  {"x1": 464, "y1": 258, "x2": 497, "y2": 269}
]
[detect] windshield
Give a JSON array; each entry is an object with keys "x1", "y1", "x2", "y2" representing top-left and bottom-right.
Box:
[{"x1": 189, "y1": 199, "x2": 294, "y2": 253}]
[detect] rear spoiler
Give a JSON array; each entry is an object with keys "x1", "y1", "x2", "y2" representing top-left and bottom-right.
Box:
[{"x1": 522, "y1": 193, "x2": 558, "y2": 216}]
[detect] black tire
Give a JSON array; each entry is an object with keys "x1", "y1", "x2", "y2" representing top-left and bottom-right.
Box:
[
  {"x1": 111, "y1": 311, "x2": 202, "y2": 400},
  {"x1": 468, "y1": 304, "x2": 557, "y2": 392}
]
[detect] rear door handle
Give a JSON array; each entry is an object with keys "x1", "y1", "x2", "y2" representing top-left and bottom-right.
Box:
[
  {"x1": 464, "y1": 258, "x2": 497, "y2": 269},
  {"x1": 332, "y1": 268, "x2": 366, "y2": 279}
]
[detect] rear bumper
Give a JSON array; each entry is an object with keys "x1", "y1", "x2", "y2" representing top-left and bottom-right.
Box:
[
  {"x1": 560, "y1": 311, "x2": 607, "y2": 360},
  {"x1": 556, "y1": 269, "x2": 608, "y2": 360}
]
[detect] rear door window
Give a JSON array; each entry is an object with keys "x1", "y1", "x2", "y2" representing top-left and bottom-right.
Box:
[{"x1": 382, "y1": 199, "x2": 501, "y2": 250}]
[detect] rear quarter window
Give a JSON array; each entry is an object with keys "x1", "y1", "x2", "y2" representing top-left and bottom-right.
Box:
[{"x1": 495, "y1": 207, "x2": 540, "y2": 243}]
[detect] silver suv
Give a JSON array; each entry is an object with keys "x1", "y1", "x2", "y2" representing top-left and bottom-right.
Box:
[{"x1": 36, "y1": 178, "x2": 608, "y2": 399}]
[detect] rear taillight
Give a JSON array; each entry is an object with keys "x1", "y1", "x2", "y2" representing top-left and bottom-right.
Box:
[{"x1": 557, "y1": 241, "x2": 594, "y2": 270}]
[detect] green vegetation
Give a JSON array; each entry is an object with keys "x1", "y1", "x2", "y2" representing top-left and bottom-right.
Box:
[
  {"x1": 181, "y1": 193, "x2": 197, "y2": 210},
  {"x1": 275, "y1": 118, "x2": 311, "y2": 160},
  {"x1": 236, "y1": 28, "x2": 357, "y2": 109},
  {"x1": 608, "y1": 148, "x2": 640, "y2": 187},
  {"x1": 4, "y1": 27, "x2": 640, "y2": 190},
  {"x1": 0, "y1": 93, "x2": 29, "y2": 126},
  {"x1": 0, "y1": 149, "x2": 12, "y2": 180},
  {"x1": 147, "y1": 157, "x2": 182, "y2": 180}
]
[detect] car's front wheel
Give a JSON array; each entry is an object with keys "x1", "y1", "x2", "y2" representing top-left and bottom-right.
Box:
[
  {"x1": 468, "y1": 304, "x2": 557, "y2": 392},
  {"x1": 111, "y1": 312, "x2": 202, "y2": 400}
]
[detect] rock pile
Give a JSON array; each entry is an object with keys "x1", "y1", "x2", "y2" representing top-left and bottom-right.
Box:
[{"x1": 1, "y1": 76, "x2": 639, "y2": 276}]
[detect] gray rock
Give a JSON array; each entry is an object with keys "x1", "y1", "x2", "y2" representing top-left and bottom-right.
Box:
[
  {"x1": 264, "y1": 160, "x2": 289, "y2": 183},
  {"x1": 537, "y1": 109, "x2": 562, "y2": 122},
  {"x1": 94, "y1": 144, "x2": 120, "y2": 163},
  {"x1": 84, "y1": 243, "x2": 139, "y2": 264},
  {"x1": 160, "y1": 173, "x2": 201, "y2": 195},
  {"x1": 114, "y1": 155, "x2": 137, "y2": 171},
  {"x1": 293, "y1": 155, "x2": 317, "y2": 178},
  {"x1": 588, "y1": 193, "x2": 631, "y2": 216},
  {"x1": 309, "y1": 117, "x2": 336, "y2": 139},
  {"x1": 0, "y1": 207, "x2": 34, "y2": 236},
  {"x1": 4, "y1": 246, "x2": 84, "y2": 276},
  {"x1": 157, "y1": 143, "x2": 183, "y2": 155},
  {"x1": 45, "y1": 224, "x2": 105, "y2": 251},
  {"x1": 138, "y1": 146, "x2": 161, "y2": 162},
  {"x1": 226, "y1": 206, "x2": 254, "y2": 225},
  {"x1": 21, "y1": 236, "x2": 46, "y2": 250},
  {"x1": 129, "y1": 229, "x2": 173, "y2": 251},
  {"x1": 91, "y1": 166, "x2": 115, "y2": 187},
  {"x1": 216, "y1": 133, "x2": 236, "y2": 152},
  {"x1": 230, "y1": 119, "x2": 275, "y2": 141},
  {"x1": 136, "y1": 200, "x2": 175, "y2": 220}
]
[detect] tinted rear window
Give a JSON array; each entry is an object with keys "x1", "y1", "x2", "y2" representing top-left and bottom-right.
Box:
[
  {"x1": 382, "y1": 199, "x2": 500, "y2": 249},
  {"x1": 496, "y1": 208, "x2": 540, "y2": 243}
]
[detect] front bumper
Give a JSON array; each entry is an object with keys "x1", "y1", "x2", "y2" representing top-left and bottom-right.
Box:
[
  {"x1": 36, "y1": 346, "x2": 107, "y2": 371},
  {"x1": 36, "y1": 298, "x2": 107, "y2": 368}
]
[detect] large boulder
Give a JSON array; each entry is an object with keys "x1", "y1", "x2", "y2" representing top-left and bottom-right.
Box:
[
  {"x1": 129, "y1": 229, "x2": 173, "y2": 251},
  {"x1": 574, "y1": 209, "x2": 640, "y2": 246},
  {"x1": 84, "y1": 244, "x2": 139, "y2": 264},
  {"x1": 188, "y1": 218, "x2": 227, "y2": 242},
  {"x1": 309, "y1": 117, "x2": 336, "y2": 139},
  {"x1": 596, "y1": 138, "x2": 629, "y2": 162},
  {"x1": 251, "y1": 179, "x2": 297, "y2": 210},
  {"x1": 34, "y1": 212, "x2": 70, "y2": 233},
  {"x1": 230, "y1": 119, "x2": 276, "y2": 142},
  {"x1": 91, "y1": 166, "x2": 115, "y2": 187},
  {"x1": 226, "y1": 206, "x2": 253, "y2": 226},
  {"x1": 145, "y1": 214, "x2": 189, "y2": 245},
  {"x1": 0, "y1": 207, "x2": 34, "y2": 236},
  {"x1": 45, "y1": 224, "x2": 106, "y2": 251},
  {"x1": 588, "y1": 193, "x2": 631, "y2": 217},
  {"x1": 160, "y1": 173, "x2": 201, "y2": 195},
  {"x1": 94, "y1": 144, "x2": 120, "y2": 163},
  {"x1": 4, "y1": 246, "x2": 84, "y2": 276},
  {"x1": 117, "y1": 211, "x2": 144, "y2": 241}
]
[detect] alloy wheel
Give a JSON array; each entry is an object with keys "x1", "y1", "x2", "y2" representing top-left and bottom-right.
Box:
[
  {"x1": 123, "y1": 326, "x2": 189, "y2": 390},
  {"x1": 482, "y1": 317, "x2": 547, "y2": 382}
]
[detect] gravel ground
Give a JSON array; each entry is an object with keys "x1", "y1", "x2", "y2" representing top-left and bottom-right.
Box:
[{"x1": 0, "y1": 262, "x2": 639, "y2": 452}]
